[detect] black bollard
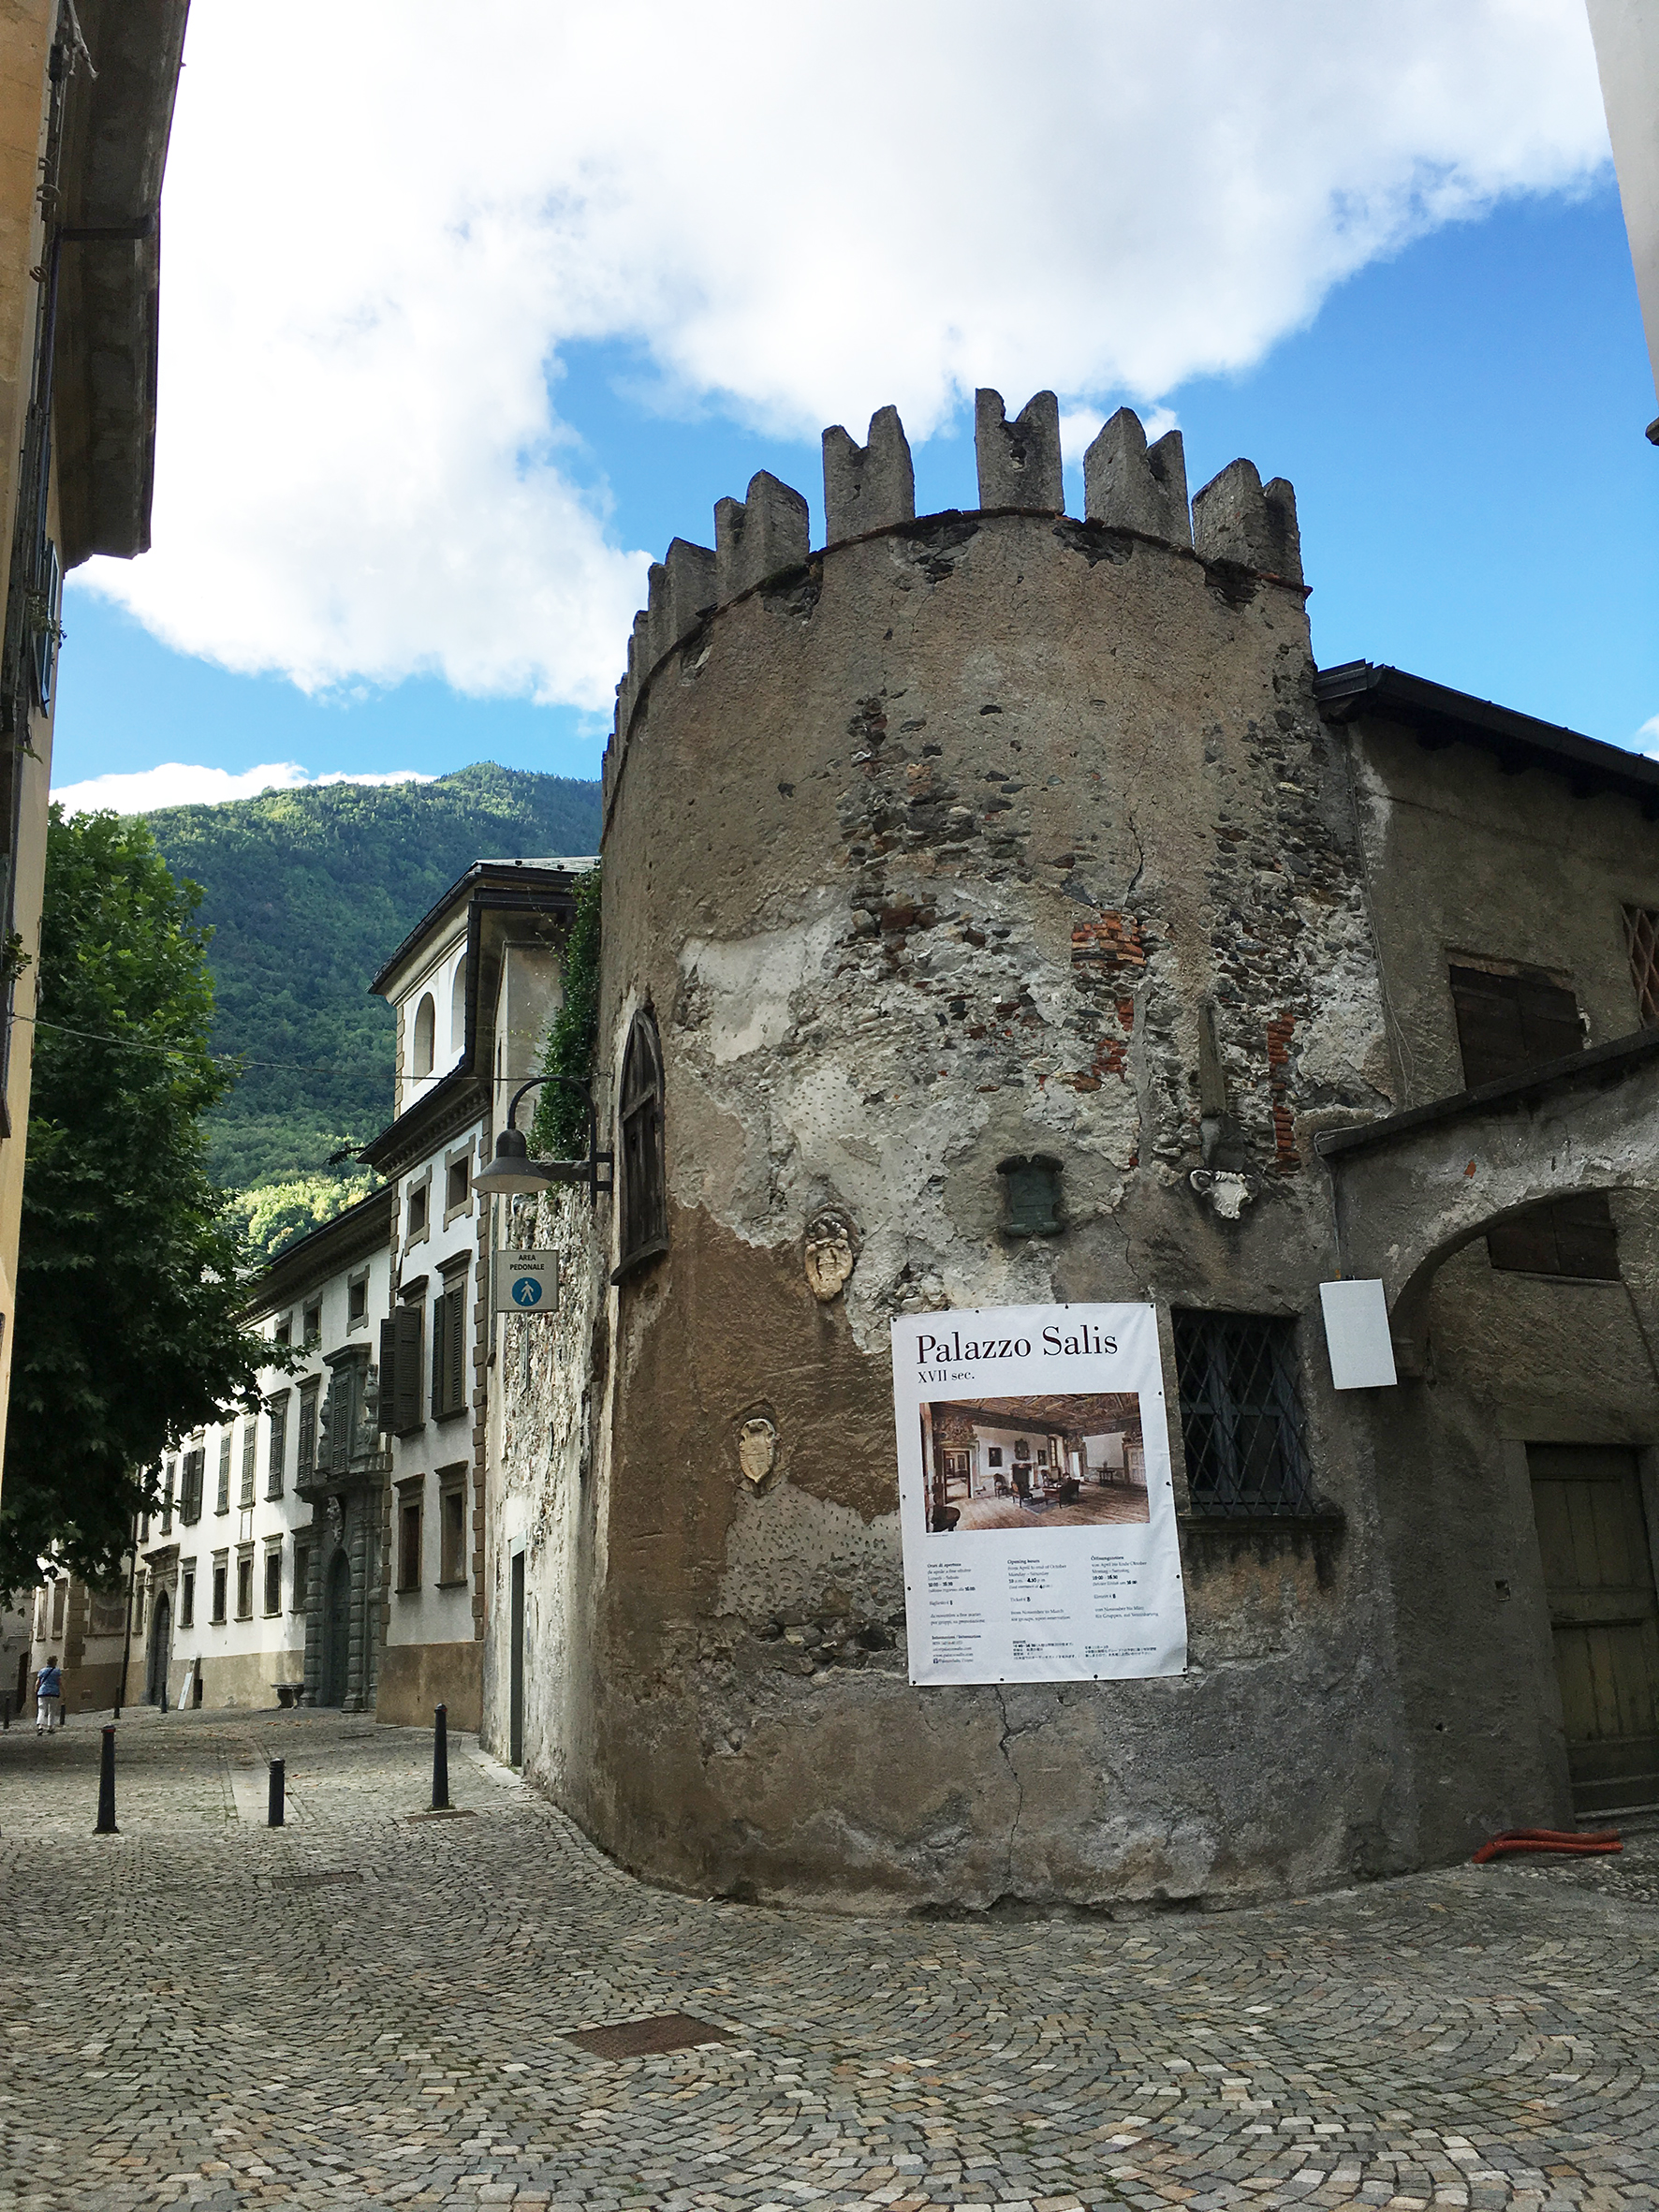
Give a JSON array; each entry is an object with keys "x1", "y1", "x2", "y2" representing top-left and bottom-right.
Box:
[
  {"x1": 268, "y1": 1756, "x2": 286, "y2": 1828},
  {"x1": 95, "y1": 1724, "x2": 118, "y2": 1835},
  {"x1": 432, "y1": 1703, "x2": 449, "y2": 1811}
]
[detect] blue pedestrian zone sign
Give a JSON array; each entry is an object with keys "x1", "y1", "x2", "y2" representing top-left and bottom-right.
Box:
[{"x1": 492, "y1": 1249, "x2": 558, "y2": 1316}]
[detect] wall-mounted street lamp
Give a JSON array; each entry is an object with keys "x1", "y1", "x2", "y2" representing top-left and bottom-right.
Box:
[
  {"x1": 996, "y1": 1153, "x2": 1064, "y2": 1238},
  {"x1": 474, "y1": 1075, "x2": 613, "y2": 1203}
]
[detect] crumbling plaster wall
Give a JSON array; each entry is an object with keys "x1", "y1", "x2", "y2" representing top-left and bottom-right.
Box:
[
  {"x1": 555, "y1": 471, "x2": 1425, "y2": 1911},
  {"x1": 1335, "y1": 718, "x2": 1659, "y2": 1855}
]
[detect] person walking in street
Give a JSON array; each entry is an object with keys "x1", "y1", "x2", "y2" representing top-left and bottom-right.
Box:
[{"x1": 35, "y1": 1656, "x2": 62, "y2": 1733}]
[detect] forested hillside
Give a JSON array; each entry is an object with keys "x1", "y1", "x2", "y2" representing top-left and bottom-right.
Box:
[{"x1": 140, "y1": 764, "x2": 602, "y2": 1189}]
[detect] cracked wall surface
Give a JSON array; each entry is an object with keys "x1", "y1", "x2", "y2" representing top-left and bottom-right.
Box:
[{"x1": 487, "y1": 483, "x2": 1659, "y2": 1912}]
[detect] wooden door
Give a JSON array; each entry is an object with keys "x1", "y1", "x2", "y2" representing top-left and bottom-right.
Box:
[
  {"x1": 145, "y1": 1592, "x2": 170, "y2": 1709},
  {"x1": 508, "y1": 1551, "x2": 525, "y2": 1768},
  {"x1": 320, "y1": 1551, "x2": 350, "y2": 1707},
  {"x1": 1529, "y1": 1444, "x2": 1659, "y2": 1814}
]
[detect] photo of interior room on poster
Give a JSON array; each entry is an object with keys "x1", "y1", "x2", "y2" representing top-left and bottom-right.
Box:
[{"x1": 920, "y1": 1394, "x2": 1151, "y2": 1534}]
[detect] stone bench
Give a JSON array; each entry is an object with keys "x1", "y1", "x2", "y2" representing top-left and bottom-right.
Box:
[{"x1": 272, "y1": 1683, "x2": 304, "y2": 1709}]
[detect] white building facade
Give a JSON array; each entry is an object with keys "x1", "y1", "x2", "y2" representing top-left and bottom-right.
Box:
[{"x1": 363, "y1": 859, "x2": 584, "y2": 1730}]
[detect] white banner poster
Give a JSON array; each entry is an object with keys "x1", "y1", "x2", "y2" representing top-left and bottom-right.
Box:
[{"x1": 891, "y1": 1303, "x2": 1187, "y2": 1686}]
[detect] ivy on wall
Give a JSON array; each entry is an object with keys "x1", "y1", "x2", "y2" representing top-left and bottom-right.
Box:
[{"x1": 531, "y1": 862, "x2": 601, "y2": 1159}]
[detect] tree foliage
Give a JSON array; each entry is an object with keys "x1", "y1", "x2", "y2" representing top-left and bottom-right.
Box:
[
  {"x1": 228, "y1": 1169, "x2": 379, "y2": 1266},
  {"x1": 0, "y1": 809, "x2": 275, "y2": 1592},
  {"x1": 531, "y1": 861, "x2": 601, "y2": 1158},
  {"x1": 142, "y1": 763, "x2": 602, "y2": 1188}
]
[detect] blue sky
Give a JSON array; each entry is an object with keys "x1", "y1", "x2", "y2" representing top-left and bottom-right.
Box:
[{"x1": 50, "y1": 6, "x2": 1655, "y2": 807}]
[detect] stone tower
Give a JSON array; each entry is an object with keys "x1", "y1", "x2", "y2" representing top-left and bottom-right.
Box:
[{"x1": 508, "y1": 391, "x2": 1405, "y2": 1910}]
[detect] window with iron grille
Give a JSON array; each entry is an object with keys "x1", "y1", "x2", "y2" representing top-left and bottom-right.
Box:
[
  {"x1": 614, "y1": 1009, "x2": 667, "y2": 1281},
  {"x1": 1172, "y1": 1310, "x2": 1314, "y2": 1519},
  {"x1": 235, "y1": 1547, "x2": 255, "y2": 1620},
  {"x1": 263, "y1": 1543, "x2": 283, "y2": 1616},
  {"x1": 239, "y1": 1418, "x2": 257, "y2": 1508},
  {"x1": 215, "y1": 1430, "x2": 231, "y2": 1514},
  {"x1": 1625, "y1": 907, "x2": 1659, "y2": 1027}
]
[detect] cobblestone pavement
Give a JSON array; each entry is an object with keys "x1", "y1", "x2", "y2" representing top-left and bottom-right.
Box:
[{"x1": 2, "y1": 1708, "x2": 1657, "y2": 2212}]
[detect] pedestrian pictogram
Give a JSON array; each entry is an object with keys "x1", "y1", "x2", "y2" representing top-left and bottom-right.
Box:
[{"x1": 493, "y1": 1249, "x2": 558, "y2": 1315}]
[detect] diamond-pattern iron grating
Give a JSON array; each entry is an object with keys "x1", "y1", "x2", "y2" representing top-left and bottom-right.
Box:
[
  {"x1": 1173, "y1": 1309, "x2": 1314, "y2": 1519},
  {"x1": 1624, "y1": 906, "x2": 1659, "y2": 1026}
]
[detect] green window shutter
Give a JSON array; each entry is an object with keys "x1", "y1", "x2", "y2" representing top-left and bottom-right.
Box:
[
  {"x1": 393, "y1": 1305, "x2": 423, "y2": 1434},
  {"x1": 448, "y1": 1284, "x2": 467, "y2": 1418},
  {"x1": 377, "y1": 1319, "x2": 398, "y2": 1433}
]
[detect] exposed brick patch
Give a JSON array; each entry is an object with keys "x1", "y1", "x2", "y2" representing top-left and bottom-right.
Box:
[{"x1": 1060, "y1": 911, "x2": 1145, "y2": 1089}]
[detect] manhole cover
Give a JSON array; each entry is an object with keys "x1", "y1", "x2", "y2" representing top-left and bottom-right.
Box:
[
  {"x1": 273, "y1": 1869, "x2": 361, "y2": 1890},
  {"x1": 563, "y1": 2013, "x2": 734, "y2": 2060}
]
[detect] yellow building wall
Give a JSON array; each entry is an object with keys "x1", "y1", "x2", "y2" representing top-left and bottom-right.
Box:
[{"x1": 0, "y1": 4, "x2": 62, "y2": 1488}]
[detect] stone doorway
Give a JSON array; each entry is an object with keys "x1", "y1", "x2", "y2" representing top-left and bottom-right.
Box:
[
  {"x1": 320, "y1": 1550, "x2": 351, "y2": 1707},
  {"x1": 145, "y1": 1591, "x2": 170, "y2": 1709},
  {"x1": 1529, "y1": 1443, "x2": 1659, "y2": 1816}
]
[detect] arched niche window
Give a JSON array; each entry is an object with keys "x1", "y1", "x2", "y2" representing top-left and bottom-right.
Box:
[
  {"x1": 613, "y1": 1008, "x2": 667, "y2": 1282},
  {"x1": 449, "y1": 960, "x2": 467, "y2": 1055},
  {"x1": 412, "y1": 992, "x2": 435, "y2": 1079}
]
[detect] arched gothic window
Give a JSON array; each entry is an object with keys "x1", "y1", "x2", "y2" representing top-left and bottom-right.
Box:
[
  {"x1": 614, "y1": 1009, "x2": 667, "y2": 1280},
  {"x1": 412, "y1": 993, "x2": 435, "y2": 1079}
]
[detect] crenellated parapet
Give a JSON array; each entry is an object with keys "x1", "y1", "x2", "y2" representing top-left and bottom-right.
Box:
[{"x1": 601, "y1": 386, "x2": 1310, "y2": 804}]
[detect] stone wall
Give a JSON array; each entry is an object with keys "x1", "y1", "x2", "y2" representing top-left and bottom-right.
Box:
[{"x1": 492, "y1": 394, "x2": 1659, "y2": 1910}]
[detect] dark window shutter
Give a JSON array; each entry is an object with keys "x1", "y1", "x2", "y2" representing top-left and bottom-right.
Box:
[
  {"x1": 393, "y1": 1305, "x2": 423, "y2": 1434},
  {"x1": 448, "y1": 1285, "x2": 467, "y2": 1416},
  {"x1": 1448, "y1": 966, "x2": 1617, "y2": 1281},
  {"x1": 377, "y1": 1318, "x2": 398, "y2": 1433},
  {"x1": 1449, "y1": 966, "x2": 1581, "y2": 1088}
]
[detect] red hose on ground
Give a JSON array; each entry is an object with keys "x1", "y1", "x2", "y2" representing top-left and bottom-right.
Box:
[{"x1": 1472, "y1": 1828, "x2": 1622, "y2": 1864}]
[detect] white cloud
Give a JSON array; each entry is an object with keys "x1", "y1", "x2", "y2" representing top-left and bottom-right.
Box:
[
  {"x1": 51, "y1": 762, "x2": 433, "y2": 817},
  {"x1": 1638, "y1": 715, "x2": 1659, "y2": 758},
  {"x1": 80, "y1": 0, "x2": 1610, "y2": 711}
]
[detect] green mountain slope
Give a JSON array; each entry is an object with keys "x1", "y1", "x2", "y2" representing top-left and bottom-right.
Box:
[{"x1": 139, "y1": 763, "x2": 602, "y2": 1188}]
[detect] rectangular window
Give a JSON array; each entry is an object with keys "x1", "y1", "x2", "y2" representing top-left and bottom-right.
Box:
[
  {"x1": 302, "y1": 1299, "x2": 322, "y2": 1348},
  {"x1": 50, "y1": 1580, "x2": 66, "y2": 1636},
  {"x1": 180, "y1": 1449, "x2": 204, "y2": 1526},
  {"x1": 379, "y1": 1305, "x2": 425, "y2": 1435},
  {"x1": 240, "y1": 1419, "x2": 257, "y2": 1509},
  {"x1": 292, "y1": 1543, "x2": 310, "y2": 1613},
  {"x1": 211, "y1": 1556, "x2": 228, "y2": 1624},
  {"x1": 1625, "y1": 905, "x2": 1659, "y2": 1026},
  {"x1": 235, "y1": 1549, "x2": 255, "y2": 1620},
  {"x1": 180, "y1": 1567, "x2": 196, "y2": 1630},
  {"x1": 439, "y1": 1472, "x2": 467, "y2": 1585},
  {"x1": 263, "y1": 1545, "x2": 282, "y2": 1616},
  {"x1": 297, "y1": 1379, "x2": 320, "y2": 1483},
  {"x1": 445, "y1": 1152, "x2": 470, "y2": 1220},
  {"x1": 216, "y1": 1431, "x2": 231, "y2": 1514},
  {"x1": 431, "y1": 1272, "x2": 468, "y2": 1421},
  {"x1": 406, "y1": 1179, "x2": 429, "y2": 1242},
  {"x1": 1449, "y1": 964, "x2": 1619, "y2": 1280},
  {"x1": 1173, "y1": 1309, "x2": 1314, "y2": 1519},
  {"x1": 397, "y1": 1489, "x2": 423, "y2": 1591},
  {"x1": 161, "y1": 1461, "x2": 176, "y2": 1536},
  {"x1": 348, "y1": 1271, "x2": 368, "y2": 1327},
  {"x1": 266, "y1": 1397, "x2": 287, "y2": 1499},
  {"x1": 274, "y1": 1315, "x2": 292, "y2": 1349}
]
